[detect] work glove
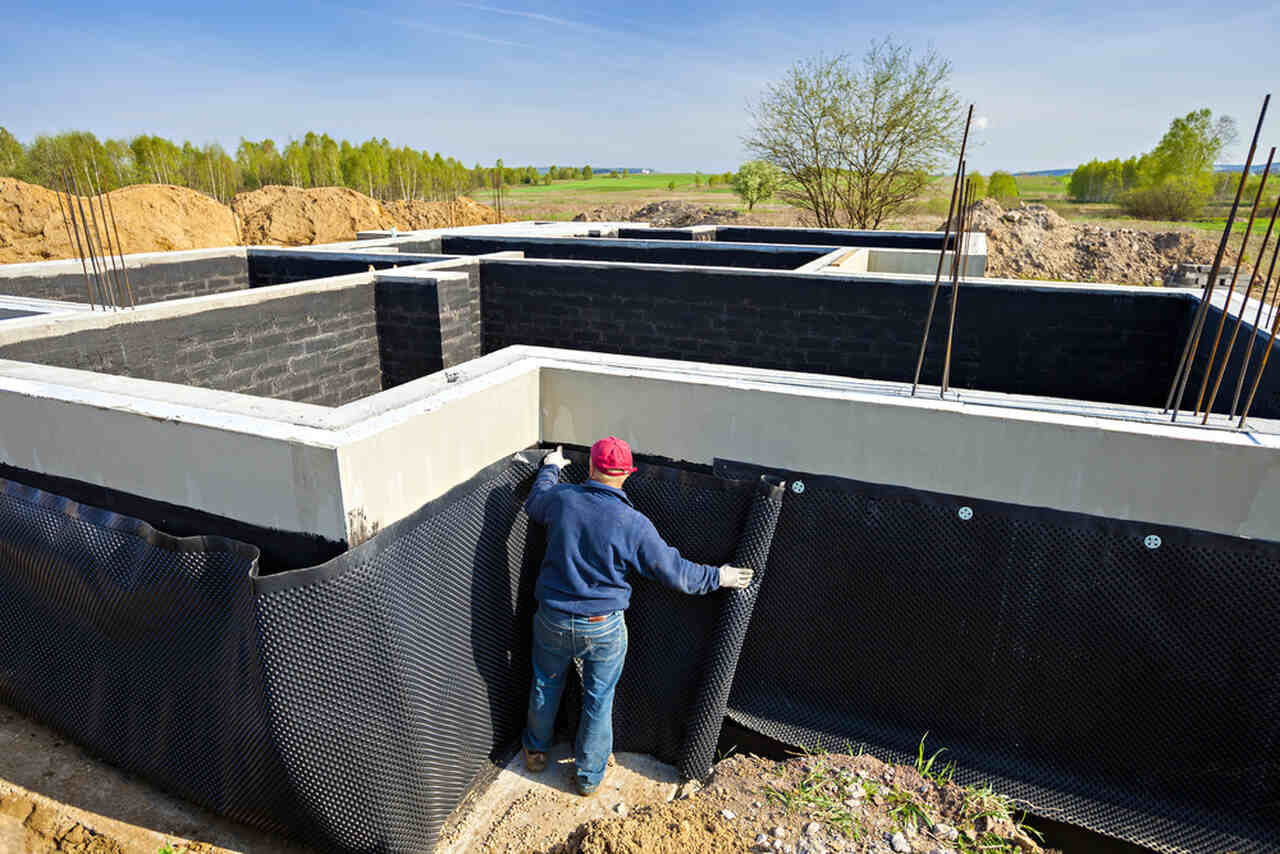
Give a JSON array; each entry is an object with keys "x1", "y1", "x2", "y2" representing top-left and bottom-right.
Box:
[
  {"x1": 543, "y1": 445, "x2": 570, "y2": 469},
  {"x1": 719, "y1": 564, "x2": 755, "y2": 590}
]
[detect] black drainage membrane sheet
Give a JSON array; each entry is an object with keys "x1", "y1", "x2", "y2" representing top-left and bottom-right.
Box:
[
  {"x1": 1, "y1": 452, "x2": 1277, "y2": 854},
  {"x1": 716, "y1": 459, "x2": 1280, "y2": 854},
  {"x1": 0, "y1": 451, "x2": 782, "y2": 854}
]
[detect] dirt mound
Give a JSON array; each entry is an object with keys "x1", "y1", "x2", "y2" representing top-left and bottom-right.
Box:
[
  {"x1": 0, "y1": 178, "x2": 239, "y2": 264},
  {"x1": 957, "y1": 199, "x2": 1216, "y2": 285},
  {"x1": 384, "y1": 196, "x2": 500, "y2": 230},
  {"x1": 573, "y1": 200, "x2": 742, "y2": 228},
  {"x1": 555, "y1": 751, "x2": 1050, "y2": 854},
  {"x1": 232, "y1": 185, "x2": 396, "y2": 246}
]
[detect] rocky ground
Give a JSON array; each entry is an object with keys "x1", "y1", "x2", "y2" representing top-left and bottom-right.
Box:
[
  {"x1": 573, "y1": 200, "x2": 743, "y2": 228},
  {"x1": 962, "y1": 199, "x2": 1217, "y2": 286},
  {"x1": 551, "y1": 751, "x2": 1053, "y2": 854}
]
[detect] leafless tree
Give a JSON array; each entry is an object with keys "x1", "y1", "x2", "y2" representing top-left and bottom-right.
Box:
[{"x1": 745, "y1": 41, "x2": 961, "y2": 229}]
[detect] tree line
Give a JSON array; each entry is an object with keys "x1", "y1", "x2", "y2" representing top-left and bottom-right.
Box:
[
  {"x1": 0, "y1": 128, "x2": 601, "y2": 204},
  {"x1": 1066, "y1": 109, "x2": 1240, "y2": 219}
]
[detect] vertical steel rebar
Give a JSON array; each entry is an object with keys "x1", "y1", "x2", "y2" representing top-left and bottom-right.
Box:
[
  {"x1": 105, "y1": 162, "x2": 136, "y2": 308},
  {"x1": 940, "y1": 163, "x2": 970, "y2": 397},
  {"x1": 911, "y1": 104, "x2": 974, "y2": 395},
  {"x1": 98, "y1": 165, "x2": 135, "y2": 308},
  {"x1": 1168, "y1": 94, "x2": 1270, "y2": 419},
  {"x1": 68, "y1": 166, "x2": 113, "y2": 310},
  {"x1": 1229, "y1": 199, "x2": 1280, "y2": 419},
  {"x1": 54, "y1": 175, "x2": 95, "y2": 310},
  {"x1": 1236, "y1": 298, "x2": 1280, "y2": 429},
  {"x1": 1196, "y1": 149, "x2": 1275, "y2": 420},
  {"x1": 86, "y1": 165, "x2": 125, "y2": 309}
]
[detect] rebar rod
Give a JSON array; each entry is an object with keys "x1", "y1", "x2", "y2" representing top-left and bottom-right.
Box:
[
  {"x1": 1229, "y1": 198, "x2": 1280, "y2": 419},
  {"x1": 54, "y1": 174, "x2": 94, "y2": 310},
  {"x1": 1236, "y1": 292, "x2": 1280, "y2": 429},
  {"x1": 105, "y1": 162, "x2": 136, "y2": 308},
  {"x1": 911, "y1": 104, "x2": 974, "y2": 395},
  {"x1": 1168, "y1": 94, "x2": 1269, "y2": 419},
  {"x1": 1196, "y1": 149, "x2": 1275, "y2": 420},
  {"x1": 68, "y1": 166, "x2": 113, "y2": 310},
  {"x1": 97, "y1": 165, "x2": 135, "y2": 308},
  {"x1": 85, "y1": 164, "x2": 126, "y2": 309},
  {"x1": 940, "y1": 163, "x2": 970, "y2": 397}
]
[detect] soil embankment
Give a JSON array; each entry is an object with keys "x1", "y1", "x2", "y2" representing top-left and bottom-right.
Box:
[
  {"x1": 0, "y1": 179, "x2": 500, "y2": 263},
  {"x1": 963, "y1": 199, "x2": 1217, "y2": 285},
  {"x1": 0, "y1": 178, "x2": 239, "y2": 264}
]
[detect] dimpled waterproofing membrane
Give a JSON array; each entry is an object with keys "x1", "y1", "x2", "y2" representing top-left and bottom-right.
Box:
[{"x1": 716, "y1": 459, "x2": 1280, "y2": 854}]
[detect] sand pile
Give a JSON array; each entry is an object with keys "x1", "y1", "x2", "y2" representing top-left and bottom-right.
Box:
[
  {"x1": 384, "y1": 196, "x2": 500, "y2": 230},
  {"x1": 231, "y1": 185, "x2": 395, "y2": 245},
  {"x1": 0, "y1": 178, "x2": 239, "y2": 264},
  {"x1": 961, "y1": 199, "x2": 1217, "y2": 285}
]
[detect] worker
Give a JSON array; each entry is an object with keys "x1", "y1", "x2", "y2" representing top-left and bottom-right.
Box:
[{"x1": 519, "y1": 436, "x2": 755, "y2": 795}]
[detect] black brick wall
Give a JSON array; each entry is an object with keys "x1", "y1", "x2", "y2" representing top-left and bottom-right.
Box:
[
  {"x1": 0, "y1": 286, "x2": 382, "y2": 407},
  {"x1": 0, "y1": 254, "x2": 250, "y2": 305},
  {"x1": 374, "y1": 264, "x2": 482, "y2": 389},
  {"x1": 479, "y1": 260, "x2": 1205, "y2": 410},
  {"x1": 443, "y1": 236, "x2": 829, "y2": 269},
  {"x1": 1178, "y1": 305, "x2": 1280, "y2": 420},
  {"x1": 716, "y1": 226, "x2": 952, "y2": 251}
]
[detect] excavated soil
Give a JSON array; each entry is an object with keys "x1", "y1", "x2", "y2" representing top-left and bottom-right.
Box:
[
  {"x1": 573, "y1": 200, "x2": 742, "y2": 227},
  {"x1": 0, "y1": 179, "x2": 502, "y2": 262},
  {"x1": 0, "y1": 178, "x2": 239, "y2": 264},
  {"x1": 232, "y1": 187, "x2": 501, "y2": 245},
  {"x1": 385, "y1": 196, "x2": 502, "y2": 230},
  {"x1": 960, "y1": 199, "x2": 1217, "y2": 286},
  {"x1": 553, "y1": 752, "x2": 1056, "y2": 854},
  {"x1": 231, "y1": 185, "x2": 394, "y2": 245}
]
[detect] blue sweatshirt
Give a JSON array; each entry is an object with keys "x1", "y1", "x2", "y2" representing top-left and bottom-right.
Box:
[{"x1": 524, "y1": 464, "x2": 722, "y2": 615}]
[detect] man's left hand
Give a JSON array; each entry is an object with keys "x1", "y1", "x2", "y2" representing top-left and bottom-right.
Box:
[
  {"x1": 543, "y1": 446, "x2": 570, "y2": 469},
  {"x1": 719, "y1": 565, "x2": 755, "y2": 589}
]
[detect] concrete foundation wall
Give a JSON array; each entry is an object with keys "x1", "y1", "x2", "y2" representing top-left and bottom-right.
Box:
[
  {"x1": 0, "y1": 285, "x2": 383, "y2": 407},
  {"x1": 481, "y1": 260, "x2": 1194, "y2": 408},
  {"x1": 537, "y1": 359, "x2": 1280, "y2": 541},
  {"x1": 443, "y1": 235, "x2": 830, "y2": 269},
  {"x1": 0, "y1": 249, "x2": 250, "y2": 305}
]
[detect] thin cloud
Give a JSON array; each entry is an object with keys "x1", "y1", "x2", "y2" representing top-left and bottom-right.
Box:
[
  {"x1": 341, "y1": 4, "x2": 531, "y2": 48},
  {"x1": 454, "y1": 1, "x2": 619, "y2": 35}
]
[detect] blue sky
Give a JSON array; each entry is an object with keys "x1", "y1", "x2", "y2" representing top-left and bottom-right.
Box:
[{"x1": 2, "y1": 0, "x2": 1276, "y2": 173}]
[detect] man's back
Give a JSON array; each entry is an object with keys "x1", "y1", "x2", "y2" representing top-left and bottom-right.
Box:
[{"x1": 524, "y1": 468, "x2": 719, "y2": 616}]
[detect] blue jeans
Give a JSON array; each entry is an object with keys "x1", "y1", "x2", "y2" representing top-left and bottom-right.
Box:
[{"x1": 522, "y1": 606, "x2": 628, "y2": 788}]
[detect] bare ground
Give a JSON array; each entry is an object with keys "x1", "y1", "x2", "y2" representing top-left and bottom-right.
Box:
[{"x1": 0, "y1": 702, "x2": 312, "y2": 854}]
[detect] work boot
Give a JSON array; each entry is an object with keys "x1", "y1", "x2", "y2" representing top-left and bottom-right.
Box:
[
  {"x1": 574, "y1": 765, "x2": 608, "y2": 796},
  {"x1": 523, "y1": 746, "x2": 546, "y2": 773}
]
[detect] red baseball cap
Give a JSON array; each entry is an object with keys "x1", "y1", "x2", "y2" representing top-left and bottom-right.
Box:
[{"x1": 590, "y1": 436, "x2": 638, "y2": 475}]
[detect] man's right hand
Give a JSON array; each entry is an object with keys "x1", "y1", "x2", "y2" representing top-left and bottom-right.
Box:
[
  {"x1": 719, "y1": 565, "x2": 755, "y2": 589},
  {"x1": 543, "y1": 445, "x2": 570, "y2": 469}
]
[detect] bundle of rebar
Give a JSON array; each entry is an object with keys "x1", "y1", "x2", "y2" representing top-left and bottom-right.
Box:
[
  {"x1": 56, "y1": 161, "x2": 135, "y2": 311},
  {"x1": 1160, "y1": 94, "x2": 1280, "y2": 429},
  {"x1": 911, "y1": 104, "x2": 974, "y2": 396}
]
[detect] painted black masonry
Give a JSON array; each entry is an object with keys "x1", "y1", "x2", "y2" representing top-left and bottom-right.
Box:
[
  {"x1": 375, "y1": 263, "x2": 482, "y2": 388},
  {"x1": 246, "y1": 251, "x2": 452, "y2": 288},
  {"x1": 0, "y1": 286, "x2": 384, "y2": 407},
  {"x1": 479, "y1": 260, "x2": 1212, "y2": 411},
  {"x1": 1179, "y1": 305, "x2": 1280, "y2": 419},
  {"x1": 442, "y1": 235, "x2": 831, "y2": 269},
  {"x1": 0, "y1": 252, "x2": 251, "y2": 305},
  {"x1": 716, "y1": 225, "x2": 953, "y2": 250}
]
